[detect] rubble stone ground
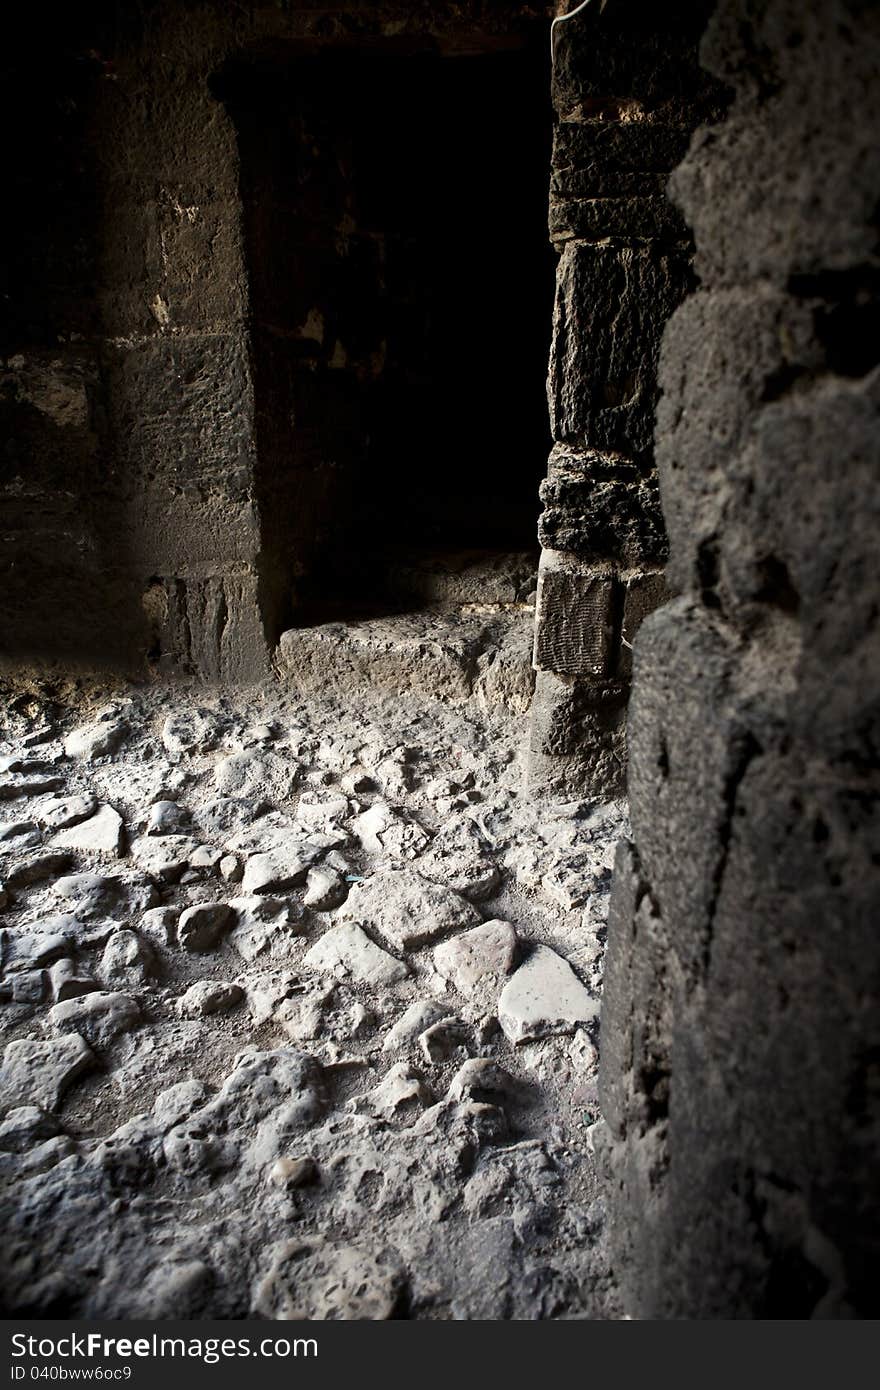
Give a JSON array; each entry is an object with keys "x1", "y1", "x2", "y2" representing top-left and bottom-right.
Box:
[{"x1": 0, "y1": 676, "x2": 626, "y2": 1318}]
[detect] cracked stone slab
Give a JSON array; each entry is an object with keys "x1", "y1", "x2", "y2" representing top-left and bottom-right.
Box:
[
  {"x1": 48, "y1": 991, "x2": 141, "y2": 1048},
  {"x1": 130, "y1": 836, "x2": 202, "y2": 883},
  {"x1": 229, "y1": 896, "x2": 304, "y2": 962},
  {"x1": 353, "y1": 803, "x2": 431, "y2": 860},
  {"x1": 51, "y1": 871, "x2": 157, "y2": 920},
  {"x1": 382, "y1": 1000, "x2": 452, "y2": 1052},
  {"x1": 241, "y1": 839, "x2": 333, "y2": 895}
]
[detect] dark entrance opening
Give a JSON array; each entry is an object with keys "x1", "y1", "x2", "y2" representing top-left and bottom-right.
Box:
[{"x1": 218, "y1": 38, "x2": 554, "y2": 635}]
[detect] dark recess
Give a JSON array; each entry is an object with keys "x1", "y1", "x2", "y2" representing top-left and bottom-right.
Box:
[{"x1": 217, "y1": 41, "x2": 554, "y2": 628}]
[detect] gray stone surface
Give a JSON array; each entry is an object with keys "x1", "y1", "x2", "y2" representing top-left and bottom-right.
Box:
[
  {"x1": 530, "y1": 0, "x2": 722, "y2": 797},
  {"x1": 598, "y1": 0, "x2": 880, "y2": 1319},
  {"x1": 341, "y1": 869, "x2": 481, "y2": 952},
  {"x1": 176, "y1": 981, "x2": 244, "y2": 1019},
  {"x1": 0, "y1": 1035, "x2": 95, "y2": 1113},
  {"x1": 177, "y1": 903, "x2": 235, "y2": 954},
  {"x1": 303, "y1": 923, "x2": 408, "y2": 988},
  {"x1": 63, "y1": 718, "x2": 128, "y2": 762},
  {"x1": 433, "y1": 921, "x2": 518, "y2": 1001},
  {"x1": 278, "y1": 609, "x2": 535, "y2": 714},
  {"x1": 52, "y1": 805, "x2": 124, "y2": 857},
  {"x1": 48, "y1": 992, "x2": 141, "y2": 1049}
]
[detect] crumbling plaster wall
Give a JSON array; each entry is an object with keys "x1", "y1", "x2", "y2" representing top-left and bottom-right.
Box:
[
  {"x1": 599, "y1": 0, "x2": 880, "y2": 1317},
  {"x1": 2, "y1": 1, "x2": 552, "y2": 680},
  {"x1": 527, "y1": 1, "x2": 725, "y2": 797}
]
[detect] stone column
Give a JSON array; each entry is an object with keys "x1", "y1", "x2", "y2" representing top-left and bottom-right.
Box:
[{"x1": 528, "y1": 1, "x2": 723, "y2": 796}]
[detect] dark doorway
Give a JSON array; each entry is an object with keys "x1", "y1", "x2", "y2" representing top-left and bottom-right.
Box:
[{"x1": 219, "y1": 39, "x2": 554, "y2": 632}]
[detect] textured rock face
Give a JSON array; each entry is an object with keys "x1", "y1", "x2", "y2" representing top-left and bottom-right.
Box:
[
  {"x1": 599, "y1": 0, "x2": 880, "y2": 1319},
  {"x1": 528, "y1": 0, "x2": 725, "y2": 797},
  {"x1": 2, "y1": 1, "x2": 547, "y2": 682},
  {"x1": 0, "y1": 682, "x2": 617, "y2": 1319}
]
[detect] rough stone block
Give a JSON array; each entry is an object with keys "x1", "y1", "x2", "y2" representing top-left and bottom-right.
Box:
[
  {"x1": 98, "y1": 189, "x2": 247, "y2": 336},
  {"x1": 548, "y1": 241, "x2": 692, "y2": 456},
  {"x1": 102, "y1": 333, "x2": 257, "y2": 501},
  {"x1": 551, "y1": 122, "x2": 698, "y2": 194},
  {"x1": 533, "y1": 562, "x2": 615, "y2": 679},
  {"x1": 539, "y1": 444, "x2": 667, "y2": 566},
  {"x1": 527, "y1": 670, "x2": 627, "y2": 799},
  {"x1": 656, "y1": 285, "x2": 821, "y2": 595},
  {"x1": 626, "y1": 598, "x2": 751, "y2": 984},
  {"x1": 618, "y1": 571, "x2": 669, "y2": 680},
  {"x1": 549, "y1": 196, "x2": 688, "y2": 248},
  {"x1": 673, "y1": 5, "x2": 880, "y2": 288}
]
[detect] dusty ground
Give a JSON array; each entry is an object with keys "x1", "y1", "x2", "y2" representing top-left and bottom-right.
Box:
[{"x1": 0, "y1": 674, "x2": 625, "y2": 1319}]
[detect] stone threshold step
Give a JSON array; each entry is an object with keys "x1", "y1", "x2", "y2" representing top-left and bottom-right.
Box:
[{"x1": 275, "y1": 607, "x2": 536, "y2": 714}]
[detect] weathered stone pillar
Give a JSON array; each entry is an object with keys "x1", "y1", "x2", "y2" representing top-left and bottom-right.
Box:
[
  {"x1": 599, "y1": 0, "x2": 880, "y2": 1317},
  {"x1": 528, "y1": 1, "x2": 723, "y2": 796}
]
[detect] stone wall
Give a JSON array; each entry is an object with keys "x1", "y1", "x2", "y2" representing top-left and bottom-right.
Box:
[
  {"x1": 1, "y1": 1, "x2": 552, "y2": 680},
  {"x1": 527, "y1": 1, "x2": 724, "y2": 797},
  {"x1": 1, "y1": 7, "x2": 125, "y2": 673},
  {"x1": 599, "y1": 0, "x2": 880, "y2": 1317}
]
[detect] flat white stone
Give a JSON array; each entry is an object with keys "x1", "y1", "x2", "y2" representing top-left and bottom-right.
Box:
[
  {"x1": 382, "y1": 1000, "x2": 452, "y2": 1052},
  {"x1": 241, "y1": 840, "x2": 328, "y2": 895},
  {"x1": 498, "y1": 945, "x2": 598, "y2": 1044},
  {"x1": 303, "y1": 922, "x2": 408, "y2": 987},
  {"x1": 303, "y1": 865, "x2": 347, "y2": 911},
  {"x1": 52, "y1": 805, "x2": 124, "y2": 857},
  {"x1": 130, "y1": 835, "x2": 201, "y2": 883}
]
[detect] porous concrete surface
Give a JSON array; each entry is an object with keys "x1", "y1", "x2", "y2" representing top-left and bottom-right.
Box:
[{"x1": 0, "y1": 681, "x2": 624, "y2": 1319}]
